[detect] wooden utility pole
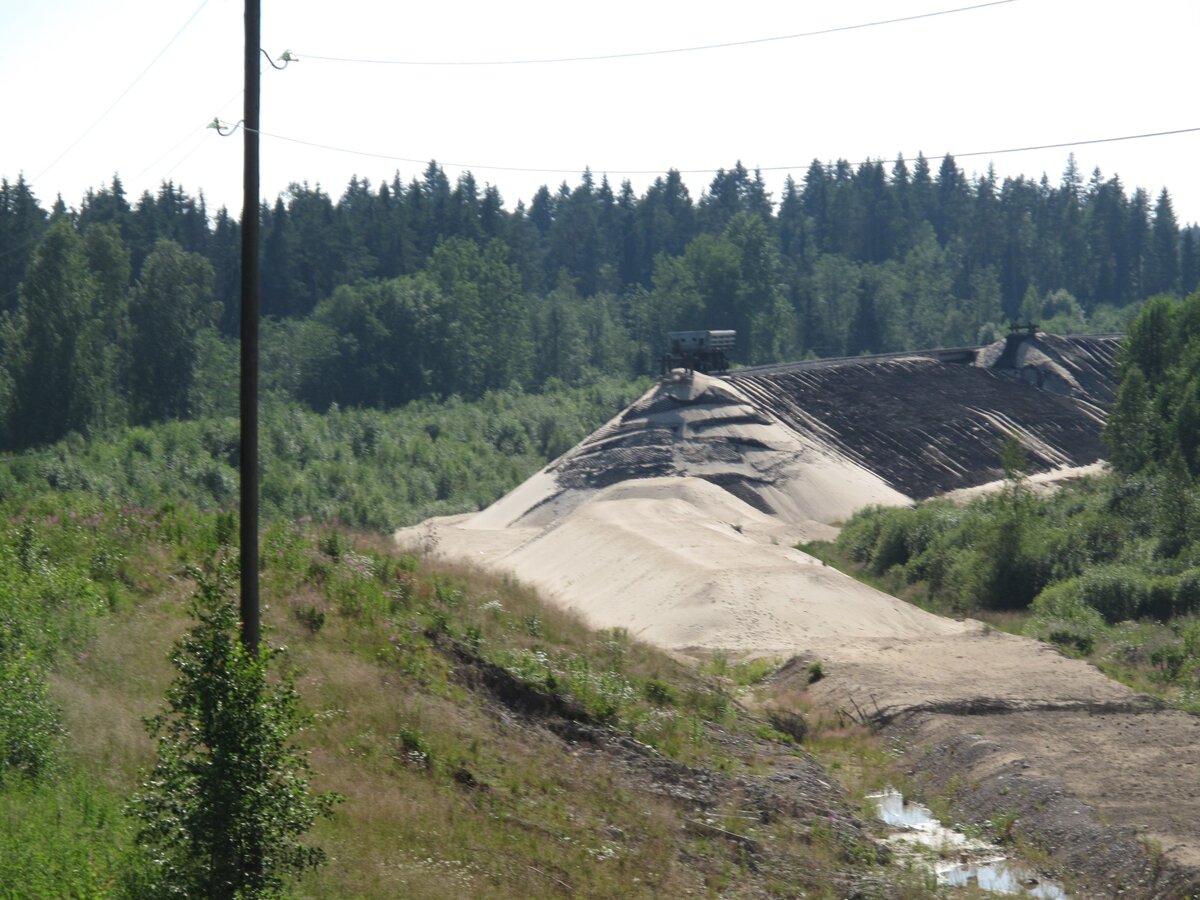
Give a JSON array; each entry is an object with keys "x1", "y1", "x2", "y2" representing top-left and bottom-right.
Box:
[{"x1": 239, "y1": 0, "x2": 261, "y2": 652}]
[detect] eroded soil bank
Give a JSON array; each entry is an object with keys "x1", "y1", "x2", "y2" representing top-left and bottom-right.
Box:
[
  {"x1": 757, "y1": 648, "x2": 1197, "y2": 898},
  {"x1": 760, "y1": 646, "x2": 1200, "y2": 898}
]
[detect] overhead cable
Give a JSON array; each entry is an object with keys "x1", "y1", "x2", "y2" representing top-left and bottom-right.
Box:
[
  {"x1": 248, "y1": 124, "x2": 1200, "y2": 180},
  {"x1": 296, "y1": 0, "x2": 1017, "y2": 66},
  {"x1": 34, "y1": 0, "x2": 211, "y2": 181},
  {"x1": 935, "y1": 127, "x2": 1200, "y2": 162},
  {"x1": 137, "y1": 88, "x2": 243, "y2": 178}
]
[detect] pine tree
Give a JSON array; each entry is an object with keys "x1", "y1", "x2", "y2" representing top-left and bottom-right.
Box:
[
  {"x1": 78, "y1": 174, "x2": 131, "y2": 234},
  {"x1": 1148, "y1": 188, "x2": 1181, "y2": 296},
  {"x1": 1182, "y1": 227, "x2": 1200, "y2": 296},
  {"x1": 210, "y1": 207, "x2": 242, "y2": 335},
  {"x1": 261, "y1": 198, "x2": 295, "y2": 317},
  {"x1": 0, "y1": 175, "x2": 49, "y2": 313},
  {"x1": 847, "y1": 278, "x2": 882, "y2": 355}
]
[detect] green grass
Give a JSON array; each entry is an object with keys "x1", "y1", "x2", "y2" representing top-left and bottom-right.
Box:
[
  {"x1": 0, "y1": 776, "x2": 151, "y2": 899},
  {"x1": 0, "y1": 492, "x2": 925, "y2": 898}
]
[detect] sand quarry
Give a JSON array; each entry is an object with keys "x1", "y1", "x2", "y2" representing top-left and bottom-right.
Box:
[{"x1": 399, "y1": 338, "x2": 1200, "y2": 892}]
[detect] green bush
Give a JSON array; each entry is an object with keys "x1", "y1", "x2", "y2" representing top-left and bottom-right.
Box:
[
  {"x1": 1175, "y1": 570, "x2": 1200, "y2": 615},
  {"x1": 835, "y1": 506, "x2": 892, "y2": 564},
  {"x1": 643, "y1": 679, "x2": 678, "y2": 706},
  {"x1": 1048, "y1": 630, "x2": 1095, "y2": 655},
  {"x1": 868, "y1": 516, "x2": 911, "y2": 573},
  {"x1": 131, "y1": 562, "x2": 340, "y2": 899},
  {"x1": 0, "y1": 381, "x2": 646, "y2": 533},
  {"x1": 0, "y1": 655, "x2": 60, "y2": 784},
  {"x1": 1029, "y1": 579, "x2": 1097, "y2": 625},
  {"x1": 1144, "y1": 575, "x2": 1179, "y2": 621},
  {"x1": 1075, "y1": 566, "x2": 1150, "y2": 624},
  {"x1": 1025, "y1": 579, "x2": 1105, "y2": 651}
]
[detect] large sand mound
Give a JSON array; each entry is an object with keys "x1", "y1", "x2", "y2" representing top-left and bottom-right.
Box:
[
  {"x1": 399, "y1": 345, "x2": 1115, "y2": 655},
  {"x1": 397, "y1": 369, "x2": 948, "y2": 652},
  {"x1": 466, "y1": 370, "x2": 911, "y2": 532},
  {"x1": 436, "y1": 476, "x2": 961, "y2": 651},
  {"x1": 399, "y1": 349, "x2": 1115, "y2": 655}
]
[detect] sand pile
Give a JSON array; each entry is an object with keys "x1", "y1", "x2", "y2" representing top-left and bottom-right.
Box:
[
  {"x1": 399, "y1": 341, "x2": 1115, "y2": 655},
  {"x1": 400, "y1": 371, "x2": 953, "y2": 652},
  {"x1": 726, "y1": 333, "x2": 1118, "y2": 498},
  {"x1": 465, "y1": 371, "x2": 910, "y2": 531}
]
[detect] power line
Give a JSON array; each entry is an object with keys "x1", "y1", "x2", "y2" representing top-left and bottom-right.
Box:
[
  {"x1": 34, "y1": 0, "x2": 211, "y2": 182},
  {"x1": 935, "y1": 128, "x2": 1200, "y2": 163},
  {"x1": 137, "y1": 89, "x2": 243, "y2": 178},
  {"x1": 296, "y1": 0, "x2": 1017, "y2": 66},
  {"x1": 248, "y1": 124, "x2": 1200, "y2": 182},
  {"x1": 137, "y1": 127, "x2": 207, "y2": 179},
  {"x1": 161, "y1": 130, "x2": 217, "y2": 184}
]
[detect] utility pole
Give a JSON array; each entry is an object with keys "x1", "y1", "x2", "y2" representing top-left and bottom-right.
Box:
[{"x1": 239, "y1": 0, "x2": 261, "y2": 652}]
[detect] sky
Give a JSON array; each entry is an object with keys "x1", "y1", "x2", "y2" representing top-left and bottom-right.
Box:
[{"x1": 2, "y1": 0, "x2": 1198, "y2": 224}]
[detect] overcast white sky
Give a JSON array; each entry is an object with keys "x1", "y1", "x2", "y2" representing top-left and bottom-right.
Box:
[{"x1": 3, "y1": 0, "x2": 1197, "y2": 224}]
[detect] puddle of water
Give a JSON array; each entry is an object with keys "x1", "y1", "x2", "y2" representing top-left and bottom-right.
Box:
[
  {"x1": 938, "y1": 859, "x2": 1066, "y2": 898},
  {"x1": 866, "y1": 789, "x2": 1068, "y2": 899}
]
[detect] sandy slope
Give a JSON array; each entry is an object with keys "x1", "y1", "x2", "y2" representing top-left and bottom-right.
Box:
[
  {"x1": 400, "y1": 471, "x2": 1137, "y2": 712},
  {"x1": 405, "y1": 476, "x2": 957, "y2": 651},
  {"x1": 396, "y1": 369, "x2": 1095, "y2": 660}
]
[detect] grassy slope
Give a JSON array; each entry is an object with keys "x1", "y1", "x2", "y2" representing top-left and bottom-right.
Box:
[{"x1": 2, "y1": 497, "x2": 935, "y2": 898}]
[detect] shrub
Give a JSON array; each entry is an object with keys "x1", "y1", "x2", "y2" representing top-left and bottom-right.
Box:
[
  {"x1": 293, "y1": 604, "x2": 326, "y2": 634},
  {"x1": 868, "y1": 516, "x2": 910, "y2": 573},
  {"x1": 765, "y1": 708, "x2": 808, "y2": 743},
  {"x1": 0, "y1": 654, "x2": 60, "y2": 784},
  {"x1": 1047, "y1": 630, "x2": 1095, "y2": 656},
  {"x1": 1025, "y1": 579, "x2": 1105, "y2": 652},
  {"x1": 130, "y1": 562, "x2": 340, "y2": 899},
  {"x1": 1144, "y1": 575, "x2": 1178, "y2": 621},
  {"x1": 1076, "y1": 566, "x2": 1150, "y2": 623},
  {"x1": 1176, "y1": 570, "x2": 1200, "y2": 615},
  {"x1": 806, "y1": 660, "x2": 825, "y2": 684},
  {"x1": 1028, "y1": 579, "x2": 1105, "y2": 630},
  {"x1": 642, "y1": 679, "x2": 677, "y2": 706},
  {"x1": 835, "y1": 506, "x2": 891, "y2": 563}
]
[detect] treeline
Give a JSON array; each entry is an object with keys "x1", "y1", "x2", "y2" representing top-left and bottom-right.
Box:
[{"x1": 2, "y1": 155, "x2": 1198, "y2": 450}]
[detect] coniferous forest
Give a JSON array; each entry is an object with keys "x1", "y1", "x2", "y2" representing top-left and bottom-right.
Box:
[{"x1": 1, "y1": 154, "x2": 1198, "y2": 454}]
